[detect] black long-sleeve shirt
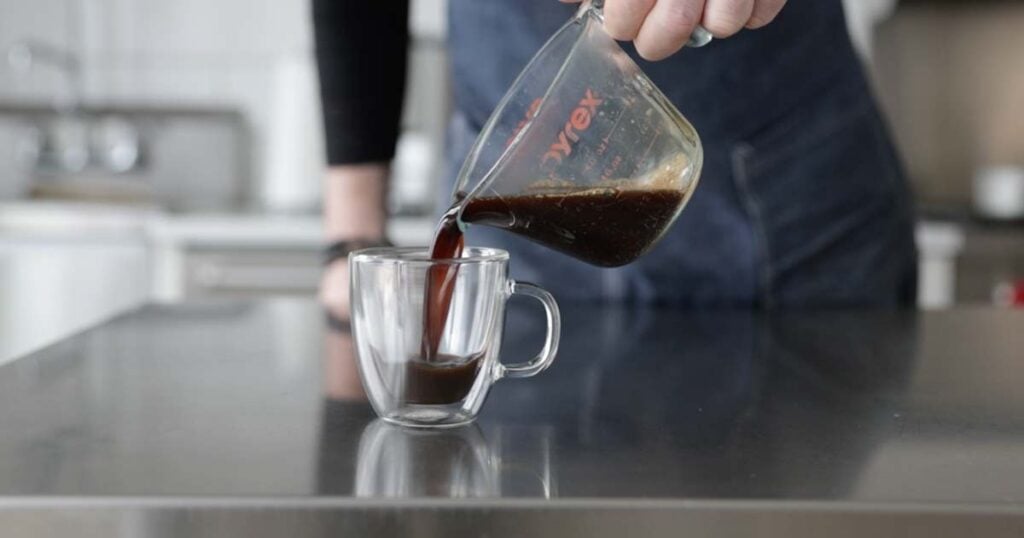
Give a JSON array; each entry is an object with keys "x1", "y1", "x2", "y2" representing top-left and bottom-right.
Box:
[{"x1": 312, "y1": 0, "x2": 409, "y2": 165}]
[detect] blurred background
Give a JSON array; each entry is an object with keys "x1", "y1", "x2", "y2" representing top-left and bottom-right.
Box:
[{"x1": 1, "y1": 0, "x2": 1023, "y2": 360}]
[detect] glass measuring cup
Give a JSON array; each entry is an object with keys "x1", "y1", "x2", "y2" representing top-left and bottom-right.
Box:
[{"x1": 451, "y1": 0, "x2": 707, "y2": 267}]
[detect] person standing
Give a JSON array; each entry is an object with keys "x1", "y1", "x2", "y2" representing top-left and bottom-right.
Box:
[{"x1": 314, "y1": 0, "x2": 916, "y2": 313}]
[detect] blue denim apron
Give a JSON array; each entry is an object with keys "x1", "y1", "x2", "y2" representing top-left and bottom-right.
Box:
[{"x1": 444, "y1": 0, "x2": 917, "y2": 308}]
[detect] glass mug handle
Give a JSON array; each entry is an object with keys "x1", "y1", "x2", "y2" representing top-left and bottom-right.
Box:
[
  {"x1": 586, "y1": 0, "x2": 714, "y2": 48},
  {"x1": 497, "y1": 281, "x2": 561, "y2": 379}
]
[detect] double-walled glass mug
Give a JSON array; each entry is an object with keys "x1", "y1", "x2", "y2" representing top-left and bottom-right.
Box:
[{"x1": 349, "y1": 247, "x2": 561, "y2": 428}]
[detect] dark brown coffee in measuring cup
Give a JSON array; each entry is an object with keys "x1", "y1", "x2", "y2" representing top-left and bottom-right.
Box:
[{"x1": 421, "y1": 185, "x2": 683, "y2": 361}]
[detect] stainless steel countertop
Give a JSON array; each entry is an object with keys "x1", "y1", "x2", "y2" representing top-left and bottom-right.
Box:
[{"x1": 1, "y1": 300, "x2": 1023, "y2": 537}]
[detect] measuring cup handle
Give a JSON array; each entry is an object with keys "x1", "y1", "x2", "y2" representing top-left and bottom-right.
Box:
[
  {"x1": 497, "y1": 281, "x2": 561, "y2": 379},
  {"x1": 686, "y1": 25, "x2": 714, "y2": 48},
  {"x1": 587, "y1": 0, "x2": 714, "y2": 48}
]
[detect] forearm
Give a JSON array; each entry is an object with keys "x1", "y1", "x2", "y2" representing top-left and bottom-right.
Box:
[
  {"x1": 312, "y1": 0, "x2": 409, "y2": 165},
  {"x1": 323, "y1": 164, "x2": 389, "y2": 242},
  {"x1": 313, "y1": 0, "x2": 407, "y2": 242}
]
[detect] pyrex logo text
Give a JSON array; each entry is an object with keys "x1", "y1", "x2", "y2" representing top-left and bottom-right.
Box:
[{"x1": 541, "y1": 89, "x2": 603, "y2": 167}]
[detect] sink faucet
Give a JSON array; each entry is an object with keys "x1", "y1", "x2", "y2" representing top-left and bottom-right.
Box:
[{"x1": 6, "y1": 40, "x2": 143, "y2": 177}]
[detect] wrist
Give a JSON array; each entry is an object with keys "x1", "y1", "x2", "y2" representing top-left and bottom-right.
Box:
[
  {"x1": 322, "y1": 237, "x2": 394, "y2": 266},
  {"x1": 324, "y1": 164, "x2": 389, "y2": 241}
]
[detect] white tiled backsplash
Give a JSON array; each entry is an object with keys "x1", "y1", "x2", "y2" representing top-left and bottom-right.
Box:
[
  {"x1": 1, "y1": 0, "x2": 450, "y2": 214},
  {"x1": 0, "y1": 0, "x2": 73, "y2": 100}
]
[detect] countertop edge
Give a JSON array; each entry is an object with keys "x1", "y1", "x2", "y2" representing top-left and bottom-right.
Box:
[
  {"x1": 0, "y1": 496, "x2": 1021, "y2": 514},
  {"x1": 0, "y1": 496, "x2": 1020, "y2": 538}
]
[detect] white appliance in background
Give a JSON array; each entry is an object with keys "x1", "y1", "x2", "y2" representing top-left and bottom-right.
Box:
[
  {"x1": 390, "y1": 132, "x2": 438, "y2": 215},
  {"x1": 261, "y1": 58, "x2": 325, "y2": 214},
  {"x1": 916, "y1": 222, "x2": 965, "y2": 310}
]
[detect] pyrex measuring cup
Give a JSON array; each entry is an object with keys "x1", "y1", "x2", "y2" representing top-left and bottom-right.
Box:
[{"x1": 452, "y1": 0, "x2": 707, "y2": 267}]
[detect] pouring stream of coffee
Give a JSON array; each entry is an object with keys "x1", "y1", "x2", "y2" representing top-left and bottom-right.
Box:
[
  {"x1": 418, "y1": 0, "x2": 707, "y2": 360},
  {"x1": 421, "y1": 187, "x2": 685, "y2": 360}
]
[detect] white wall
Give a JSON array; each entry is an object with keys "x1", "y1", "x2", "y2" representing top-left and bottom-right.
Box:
[
  {"x1": 1, "y1": 0, "x2": 450, "y2": 214},
  {"x1": 1, "y1": 0, "x2": 321, "y2": 212},
  {"x1": 0, "y1": 0, "x2": 75, "y2": 100}
]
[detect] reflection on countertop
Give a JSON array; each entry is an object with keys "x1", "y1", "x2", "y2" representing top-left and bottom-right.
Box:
[{"x1": 1, "y1": 299, "x2": 1023, "y2": 507}]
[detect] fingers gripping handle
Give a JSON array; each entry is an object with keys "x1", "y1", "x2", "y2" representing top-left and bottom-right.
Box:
[
  {"x1": 587, "y1": 0, "x2": 714, "y2": 48},
  {"x1": 499, "y1": 281, "x2": 561, "y2": 379}
]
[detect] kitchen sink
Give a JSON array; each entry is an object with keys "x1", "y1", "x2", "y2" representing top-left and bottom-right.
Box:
[{"x1": 0, "y1": 102, "x2": 249, "y2": 212}]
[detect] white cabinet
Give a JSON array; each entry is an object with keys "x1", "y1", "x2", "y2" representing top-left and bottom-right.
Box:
[
  {"x1": 0, "y1": 235, "x2": 149, "y2": 363},
  {"x1": 148, "y1": 215, "x2": 434, "y2": 302}
]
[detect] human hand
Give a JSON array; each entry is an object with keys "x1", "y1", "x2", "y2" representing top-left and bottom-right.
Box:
[{"x1": 561, "y1": 0, "x2": 787, "y2": 60}]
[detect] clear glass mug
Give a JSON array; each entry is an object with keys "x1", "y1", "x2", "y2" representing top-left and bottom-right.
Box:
[{"x1": 349, "y1": 247, "x2": 561, "y2": 428}]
